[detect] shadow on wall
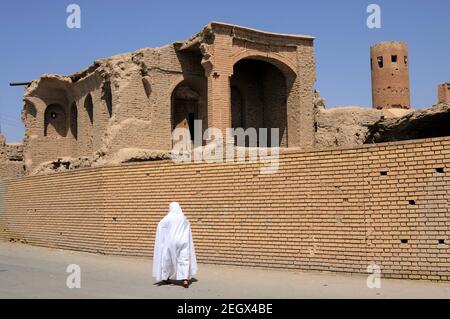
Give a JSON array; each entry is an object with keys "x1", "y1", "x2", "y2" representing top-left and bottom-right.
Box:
[{"x1": 365, "y1": 105, "x2": 450, "y2": 143}]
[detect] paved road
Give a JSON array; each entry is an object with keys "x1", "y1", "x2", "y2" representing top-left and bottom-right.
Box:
[{"x1": 0, "y1": 242, "x2": 449, "y2": 298}]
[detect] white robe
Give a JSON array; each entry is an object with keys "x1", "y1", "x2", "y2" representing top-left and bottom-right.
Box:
[{"x1": 152, "y1": 202, "x2": 197, "y2": 281}]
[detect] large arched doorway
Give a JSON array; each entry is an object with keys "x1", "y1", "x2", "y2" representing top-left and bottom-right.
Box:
[
  {"x1": 230, "y1": 58, "x2": 289, "y2": 147},
  {"x1": 171, "y1": 78, "x2": 207, "y2": 147}
]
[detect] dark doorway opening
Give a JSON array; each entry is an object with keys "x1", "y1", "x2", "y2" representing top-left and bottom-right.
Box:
[
  {"x1": 230, "y1": 58, "x2": 288, "y2": 147},
  {"x1": 188, "y1": 112, "x2": 195, "y2": 141}
]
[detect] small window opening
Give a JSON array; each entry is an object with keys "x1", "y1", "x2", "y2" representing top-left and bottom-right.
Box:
[
  {"x1": 370, "y1": 58, "x2": 373, "y2": 70},
  {"x1": 380, "y1": 171, "x2": 388, "y2": 176},
  {"x1": 391, "y1": 55, "x2": 397, "y2": 63},
  {"x1": 401, "y1": 239, "x2": 408, "y2": 244},
  {"x1": 436, "y1": 167, "x2": 444, "y2": 173},
  {"x1": 50, "y1": 112, "x2": 57, "y2": 119},
  {"x1": 404, "y1": 56, "x2": 408, "y2": 65},
  {"x1": 409, "y1": 200, "x2": 416, "y2": 205},
  {"x1": 377, "y1": 56, "x2": 383, "y2": 68},
  {"x1": 438, "y1": 239, "x2": 445, "y2": 244}
]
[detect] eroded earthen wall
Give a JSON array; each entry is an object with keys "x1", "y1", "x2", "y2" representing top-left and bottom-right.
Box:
[
  {"x1": 103, "y1": 45, "x2": 207, "y2": 155},
  {"x1": 0, "y1": 136, "x2": 24, "y2": 180},
  {"x1": 314, "y1": 107, "x2": 383, "y2": 148},
  {"x1": 1, "y1": 137, "x2": 450, "y2": 281},
  {"x1": 21, "y1": 73, "x2": 107, "y2": 170}
]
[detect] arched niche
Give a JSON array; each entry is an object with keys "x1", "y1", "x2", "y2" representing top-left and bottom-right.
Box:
[
  {"x1": 70, "y1": 102, "x2": 78, "y2": 140},
  {"x1": 170, "y1": 77, "x2": 207, "y2": 146},
  {"x1": 44, "y1": 104, "x2": 67, "y2": 137}
]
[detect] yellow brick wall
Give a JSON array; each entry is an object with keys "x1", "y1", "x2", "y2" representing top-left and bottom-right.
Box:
[{"x1": 1, "y1": 136, "x2": 450, "y2": 281}]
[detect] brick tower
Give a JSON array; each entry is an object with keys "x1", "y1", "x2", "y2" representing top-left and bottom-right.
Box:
[
  {"x1": 437, "y1": 83, "x2": 450, "y2": 104},
  {"x1": 370, "y1": 41, "x2": 410, "y2": 110}
]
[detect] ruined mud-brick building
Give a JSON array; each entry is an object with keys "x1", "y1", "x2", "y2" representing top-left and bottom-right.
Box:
[
  {"x1": 18, "y1": 22, "x2": 316, "y2": 174},
  {"x1": 2, "y1": 22, "x2": 449, "y2": 175},
  {"x1": 1, "y1": 22, "x2": 450, "y2": 282}
]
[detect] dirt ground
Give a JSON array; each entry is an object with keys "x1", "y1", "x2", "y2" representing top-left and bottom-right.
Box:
[{"x1": 0, "y1": 242, "x2": 449, "y2": 299}]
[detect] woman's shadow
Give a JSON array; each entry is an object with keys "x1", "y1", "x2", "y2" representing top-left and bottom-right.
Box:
[{"x1": 154, "y1": 278, "x2": 198, "y2": 288}]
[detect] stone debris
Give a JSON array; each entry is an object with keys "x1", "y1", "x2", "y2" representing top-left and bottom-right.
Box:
[{"x1": 30, "y1": 157, "x2": 92, "y2": 175}]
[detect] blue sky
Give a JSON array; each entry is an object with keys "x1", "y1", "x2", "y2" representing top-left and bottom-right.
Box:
[{"x1": 1, "y1": 0, "x2": 449, "y2": 142}]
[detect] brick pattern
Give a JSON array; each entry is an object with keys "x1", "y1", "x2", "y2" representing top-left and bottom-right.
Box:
[
  {"x1": 0, "y1": 137, "x2": 24, "y2": 180},
  {"x1": 1, "y1": 137, "x2": 449, "y2": 281}
]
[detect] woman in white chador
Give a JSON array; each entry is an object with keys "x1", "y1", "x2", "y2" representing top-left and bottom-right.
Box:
[{"x1": 152, "y1": 202, "x2": 197, "y2": 288}]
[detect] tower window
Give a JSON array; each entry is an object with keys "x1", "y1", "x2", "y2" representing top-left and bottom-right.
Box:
[
  {"x1": 404, "y1": 56, "x2": 408, "y2": 65},
  {"x1": 391, "y1": 55, "x2": 397, "y2": 63},
  {"x1": 370, "y1": 58, "x2": 373, "y2": 70},
  {"x1": 377, "y1": 56, "x2": 383, "y2": 68}
]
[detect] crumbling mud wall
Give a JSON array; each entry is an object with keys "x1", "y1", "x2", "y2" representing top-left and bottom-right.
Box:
[
  {"x1": 20, "y1": 44, "x2": 209, "y2": 170},
  {"x1": 19, "y1": 41, "x2": 207, "y2": 172},
  {"x1": 366, "y1": 103, "x2": 450, "y2": 143},
  {"x1": 1, "y1": 137, "x2": 450, "y2": 281},
  {"x1": 314, "y1": 103, "x2": 450, "y2": 149},
  {"x1": 0, "y1": 136, "x2": 24, "y2": 180},
  {"x1": 314, "y1": 106, "x2": 383, "y2": 148}
]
